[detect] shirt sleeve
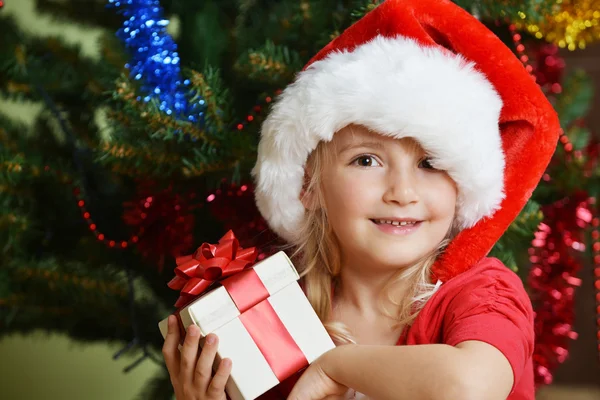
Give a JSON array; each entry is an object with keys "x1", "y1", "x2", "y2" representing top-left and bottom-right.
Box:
[{"x1": 442, "y1": 258, "x2": 535, "y2": 393}]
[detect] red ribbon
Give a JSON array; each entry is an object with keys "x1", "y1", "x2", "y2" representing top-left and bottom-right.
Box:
[
  {"x1": 167, "y1": 230, "x2": 258, "y2": 308},
  {"x1": 240, "y1": 296, "x2": 309, "y2": 381},
  {"x1": 167, "y1": 230, "x2": 308, "y2": 383}
]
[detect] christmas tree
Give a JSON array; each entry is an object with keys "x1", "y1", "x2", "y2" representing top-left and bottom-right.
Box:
[{"x1": 1, "y1": 0, "x2": 600, "y2": 398}]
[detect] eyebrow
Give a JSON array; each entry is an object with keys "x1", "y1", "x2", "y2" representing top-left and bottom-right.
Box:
[{"x1": 338, "y1": 140, "x2": 386, "y2": 154}]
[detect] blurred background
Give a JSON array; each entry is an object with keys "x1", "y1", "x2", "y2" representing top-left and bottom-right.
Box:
[{"x1": 0, "y1": 0, "x2": 599, "y2": 399}]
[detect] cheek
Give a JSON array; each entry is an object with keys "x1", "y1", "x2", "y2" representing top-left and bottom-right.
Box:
[
  {"x1": 323, "y1": 172, "x2": 376, "y2": 224},
  {"x1": 423, "y1": 176, "x2": 458, "y2": 218}
]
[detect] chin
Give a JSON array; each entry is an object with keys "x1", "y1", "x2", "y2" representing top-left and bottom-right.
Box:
[
  {"x1": 374, "y1": 251, "x2": 427, "y2": 270},
  {"x1": 372, "y1": 236, "x2": 441, "y2": 267}
]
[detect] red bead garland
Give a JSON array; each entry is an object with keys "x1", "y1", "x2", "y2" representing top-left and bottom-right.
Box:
[
  {"x1": 233, "y1": 91, "x2": 280, "y2": 133},
  {"x1": 35, "y1": 165, "x2": 140, "y2": 249},
  {"x1": 72, "y1": 186, "x2": 139, "y2": 248},
  {"x1": 61, "y1": 92, "x2": 280, "y2": 251}
]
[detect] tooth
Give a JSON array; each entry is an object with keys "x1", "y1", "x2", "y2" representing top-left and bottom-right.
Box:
[{"x1": 374, "y1": 220, "x2": 418, "y2": 226}]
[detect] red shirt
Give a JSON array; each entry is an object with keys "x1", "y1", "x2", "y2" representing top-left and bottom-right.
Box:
[{"x1": 259, "y1": 257, "x2": 535, "y2": 399}]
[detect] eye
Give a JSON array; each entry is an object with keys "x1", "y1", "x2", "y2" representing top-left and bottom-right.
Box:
[
  {"x1": 351, "y1": 155, "x2": 381, "y2": 167},
  {"x1": 419, "y1": 157, "x2": 436, "y2": 170}
]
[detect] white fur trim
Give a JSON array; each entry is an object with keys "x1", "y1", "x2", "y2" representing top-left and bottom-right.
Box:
[{"x1": 252, "y1": 35, "x2": 505, "y2": 243}]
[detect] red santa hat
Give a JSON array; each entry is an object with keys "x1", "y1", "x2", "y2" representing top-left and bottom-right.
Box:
[{"x1": 252, "y1": 0, "x2": 560, "y2": 281}]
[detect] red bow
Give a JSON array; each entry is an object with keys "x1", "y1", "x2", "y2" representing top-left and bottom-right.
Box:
[{"x1": 167, "y1": 230, "x2": 258, "y2": 308}]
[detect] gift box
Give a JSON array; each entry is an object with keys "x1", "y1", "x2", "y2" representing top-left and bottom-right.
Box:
[{"x1": 159, "y1": 231, "x2": 336, "y2": 400}]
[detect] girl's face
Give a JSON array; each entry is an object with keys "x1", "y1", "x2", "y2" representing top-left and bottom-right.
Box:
[{"x1": 316, "y1": 125, "x2": 457, "y2": 272}]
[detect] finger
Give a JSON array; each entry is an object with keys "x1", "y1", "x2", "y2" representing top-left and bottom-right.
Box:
[
  {"x1": 194, "y1": 333, "x2": 219, "y2": 393},
  {"x1": 162, "y1": 315, "x2": 181, "y2": 381},
  {"x1": 180, "y1": 324, "x2": 202, "y2": 388},
  {"x1": 206, "y1": 358, "x2": 232, "y2": 399}
]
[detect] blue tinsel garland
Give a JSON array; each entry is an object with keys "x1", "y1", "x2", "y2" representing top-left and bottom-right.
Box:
[{"x1": 107, "y1": 0, "x2": 206, "y2": 127}]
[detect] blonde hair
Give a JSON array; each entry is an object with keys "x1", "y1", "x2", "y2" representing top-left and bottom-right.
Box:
[{"x1": 287, "y1": 132, "x2": 457, "y2": 345}]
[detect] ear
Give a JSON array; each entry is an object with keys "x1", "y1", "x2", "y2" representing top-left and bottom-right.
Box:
[{"x1": 300, "y1": 169, "x2": 320, "y2": 211}]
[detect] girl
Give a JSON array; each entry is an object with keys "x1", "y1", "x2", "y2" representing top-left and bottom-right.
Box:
[{"x1": 162, "y1": 0, "x2": 560, "y2": 399}]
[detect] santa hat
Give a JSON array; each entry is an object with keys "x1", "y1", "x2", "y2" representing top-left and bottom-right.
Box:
[{"x1": 252, "y1": 0, "x2": 560, "y2": 282}]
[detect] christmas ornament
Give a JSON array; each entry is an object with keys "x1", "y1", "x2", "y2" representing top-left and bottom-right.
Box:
[
  {"x1": 515, "y1": 0, "x2": 600, "y2": 50},
  {"x1": 123, "y1": 182, "x2": 198, "y2": 271},
  {"x1": 534, "y1": 44, "x2": 566, "y2": 94},
  {"x1": 108, "y1": 0, "x2": 206, "y2": 125},
  {"x1": 528, "y1": 193, "x2": 591, "y2": 386}
]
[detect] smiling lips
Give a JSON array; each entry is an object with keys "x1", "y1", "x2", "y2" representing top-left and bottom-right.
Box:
[
  {"x1": 370, "y1": 219, "x2": 423, "y2": 235},
  {"x1": 371, "y1": 219, "x2": 422, "y2": 226}
]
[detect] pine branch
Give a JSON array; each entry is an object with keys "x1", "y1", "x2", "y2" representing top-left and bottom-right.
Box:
[
  {"x1": 554, "y1": 70, "x2": 594, "y2": 129},
  {"x1": 0, "y1": 116, "x2": 83, "y2": 258},
  {"x1": 4, "y1": 257, "x2": 128, "y2": 305},
  {"x1": 349, "y1": 0, "x2": 384, "y2": 21},
  {"x1": 452, "y1": 0, "x2": 557, "y2": 21},
  {"x1": 103, "y1": 67, "x2": 250, "y2": 178},
  {"x1": 232, "y1": 0, "x2": 354, "y2": 62},
  {"x1": 0, "y1": 211, "x2": 30, "y2": 255},
  {"x1": 94, "y1": 130, "x2": 238, "y2": 179},
  {"x1": 0, "y1": 15, "x2": 114, "y2": 105},
  {"x1": 186, "y1": 66, "x2": 232, "y2": 136},
  {"x1": 109, "y1": 75, "x2": 218, "y2": 144},
  {"x1": 234, "y1": 40, "x2": 303, "y2": 86},
  {"x1": 174, "y1": 0, "x2": 236, "y2": 70},
  {"x1": 491, "y1": 200, "x2": 543, "y2": 278},
  {"x1": 541, "y1": 152, "x2": 591, "y2": 199},
  {"x1": 349, "y1": 0, "x2": 557, "y2": 23},
  {"x1": 0, "y1": 257, "x2": 163, "y2": 346},
  {"x1": 34, "y1": 0, "x2": 123, "y2": 29},
  {"x1": 94, "y1": 135, "x2": 193, "y2": 178},
  {"x1": 566, "y1": 126, "x2": 591, "y2": 152},
  {"x1": 181, "y1": 149, "x2": 235, "y2": 178},
  {"x1": 0, "y1": 150, "x2": 74, "y2": 186},
  {"x1": 97, "y1": 32, "x2": 129, "y2": 73}
]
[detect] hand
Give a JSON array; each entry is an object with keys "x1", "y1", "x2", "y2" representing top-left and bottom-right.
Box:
[
  {"x1": 162, "y1": 315, "x2": 232, "y2": 400},
  {"x1": 287, "y1": 351, "x2": 350, "y2": 400}
]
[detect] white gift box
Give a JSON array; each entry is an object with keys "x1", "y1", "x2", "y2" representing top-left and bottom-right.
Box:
[{"x1": 159, "y1": 251, "x2": 336, "y2": 400}]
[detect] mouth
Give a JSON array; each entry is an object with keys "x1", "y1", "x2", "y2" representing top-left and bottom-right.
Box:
[
  {"x1": 370, "y1": 218, "x2": 423, "y2": 235},
  {"x1": 370, "y1": 219, "x2": 423, "y2": 226}
]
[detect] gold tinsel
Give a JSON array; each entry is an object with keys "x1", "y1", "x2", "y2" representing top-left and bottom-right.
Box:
[{"x1": 515, "y1": 0, "x2": 600, "y2": 50}]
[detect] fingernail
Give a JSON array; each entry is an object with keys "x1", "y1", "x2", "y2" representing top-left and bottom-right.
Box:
[
  {"x1": 222, "y1": 358, "x2": 231, "y2": 367},
  {"x1": 188, "y1": 325, "x2": 199, "y2": 337},
  {"x1": 206, "y1": 334, "x2": 216, "y2": 345},
  {"x1": 167, "y1": 315, "x2": 175, "y2": 331}
]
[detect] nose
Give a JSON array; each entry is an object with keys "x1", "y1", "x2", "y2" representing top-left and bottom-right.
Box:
[{"x1": 382, "y1": 167, "x2": 420, "y2": 205}]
